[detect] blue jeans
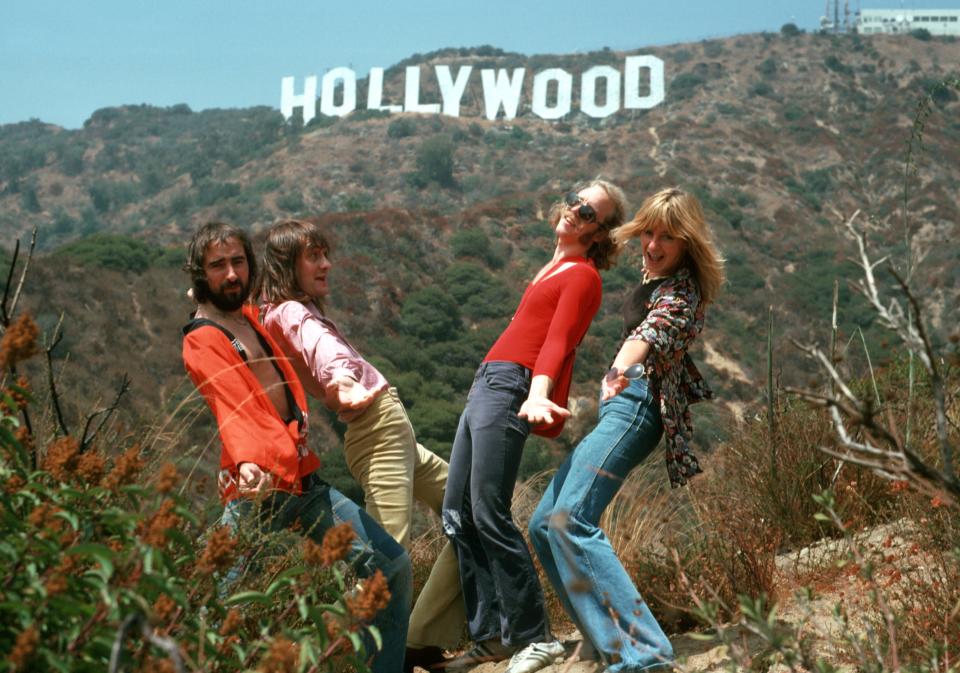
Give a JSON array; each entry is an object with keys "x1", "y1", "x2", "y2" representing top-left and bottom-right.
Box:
[
  {"x1": 442, "y1": 361, "x2": 549, "y2": 646},
  {"x1": 222, "y1": 476, "x2": 411, "y2": 673},
  {"x1": 528, "y1": 378, "x2": 673, "y2": 672}
]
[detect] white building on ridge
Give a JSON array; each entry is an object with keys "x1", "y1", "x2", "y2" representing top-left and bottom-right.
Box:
[{"x1": 856, "y1": 8, "x2": 960, "y2": 35}]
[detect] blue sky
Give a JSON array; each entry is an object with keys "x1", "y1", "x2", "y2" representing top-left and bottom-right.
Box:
[{"x1": 3, "y1": 0, "x2": 957, "y2": 128}]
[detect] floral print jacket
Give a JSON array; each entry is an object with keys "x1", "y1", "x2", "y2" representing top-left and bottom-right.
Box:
[{"x1": 626, "y1": 266, "x2": 712, "y2": 487}]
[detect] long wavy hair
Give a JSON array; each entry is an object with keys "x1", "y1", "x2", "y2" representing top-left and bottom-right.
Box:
[
  {"x1": 259, "y1": 219, "x2": 333, "y2": 312},
  {"x1": 185, "y1": 221, "x2": 257, "y2": 304},
  {"x1": 547, "y1": 177, "x2": 628, "y2": 270},
  {"x1": 613, "y1": 187, "x2": 725, "y2": 304}
]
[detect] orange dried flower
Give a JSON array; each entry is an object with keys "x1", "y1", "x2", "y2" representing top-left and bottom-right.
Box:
[
  {"x1": 7, "y1": 375, "x2": 30, "y2": 410},
  {"x1": 303, "y1": 539, "x2": 324, "y2": 566},
  {"x1": 8, "y1": 625, "x2": 38, "y2": 671},
  {"x1": 142, "y1": 657, "x2": 176, "y2": 673},
  {"x1": 103, "y1": 444, "x2": 144, "y2": 490},
  {"x1": 346, "y1": 570, "x2": 391, "y2": 623},
  {"x1": 76, "y1": 450, "x2": 106, "y2": 485},
  {"x1": 5, "y1": 474, "x2": 25, "y2": 494},
  {"x1": 155, "y1": 462, "x2": 179, "y2": 494},
  {"x1": 28, "y1": 502, "x2": 64, "y2": 535},
  {"x1": 196, "y1": 526, "x2": 238, "y2": 574},
  {"x1": 931, "y1": 493, "x2": 949, "y2": 508},
  {"x1": 42, "y1": 436, "x2": 80, "y2": 482},
  {"x1": 219, "y1": 608, "x2": 243, "y2": 636},
  {"x1": 0, "y1": 313, "x2": 40, "y2": 369},
  {"x1": 153, "y1": 593, "x2": 178, "y2": 622},
  {"x1": 319, "y1": 522, "x2": 355, "y2": 567},
  {"x1": 259, "y1": 636, "x2": 299, "y2": 673},
  {"x1": 13, "y1": 426, "x2": 32, "y2": 453},
  {"x1": 44, "y1": 574, "x2": 68, "y2": 596},
  {"x1": 138, "y1": 499, "x2": 181, "y2": 548}
]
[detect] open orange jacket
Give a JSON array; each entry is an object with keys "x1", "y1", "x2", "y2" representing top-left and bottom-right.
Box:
[{"x1": 182, "y1": 305, "x2": 320, "y2": 501}]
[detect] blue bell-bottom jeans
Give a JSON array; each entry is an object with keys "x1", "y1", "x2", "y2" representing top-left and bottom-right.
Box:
[
  {"x1": 222, "y1": 475, "x2": 412, "y2": 673},
  {"x1": 442, "y1": 361, "x2": 550, "y2": 647},
  {"x1": 528, "y1": 378, "x2": 674, "y2": 672}
]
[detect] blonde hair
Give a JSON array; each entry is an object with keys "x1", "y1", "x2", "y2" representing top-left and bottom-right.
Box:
[
  {"x1": 613, "y1": 187, "x2": 725, "y2": 304},
  {"x1": 547, "y1": 177, "x2": 628, "y2": 270},
  {"x1": 259, "y1": 219, "x2": 332, "y2": 311}
]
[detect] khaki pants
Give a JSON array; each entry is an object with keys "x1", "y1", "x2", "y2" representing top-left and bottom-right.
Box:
[{"x1": 344, "y1": 387, "x2": 465, "y2": 649}]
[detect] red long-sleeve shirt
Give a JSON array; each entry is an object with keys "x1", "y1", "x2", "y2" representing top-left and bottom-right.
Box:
[
  {"x1": 182, "y1": 305, "x2": 320, "y2": 501},
  {"x1": 484, "y1": 256, "x2": 602, "y2": 437}
]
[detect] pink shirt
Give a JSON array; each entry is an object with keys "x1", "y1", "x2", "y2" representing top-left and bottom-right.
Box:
[{"x1": 261, "y1": 300, "x2": 389, "y2": 422}]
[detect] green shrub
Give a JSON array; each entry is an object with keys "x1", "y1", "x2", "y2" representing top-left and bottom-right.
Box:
[
  {"x1": 411, "y1": 135, "x2": 456, "y2": 189},
  {"x1": 0, "y1": 389, "x2": 380, "y2": 673},
  {"x1": 387, "y1": 117, "x2": 417, "y2": 139},
  {"x1": 780, "y1": 22, "x2": 801, "y2": 36},
  {"x1": 55, "y1": 234, "x2": 154, "y2": 273}
]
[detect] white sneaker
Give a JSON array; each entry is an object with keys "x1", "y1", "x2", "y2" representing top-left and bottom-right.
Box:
[{"x1": 505, "y1": 640, "x2": 565, "y2": 673}]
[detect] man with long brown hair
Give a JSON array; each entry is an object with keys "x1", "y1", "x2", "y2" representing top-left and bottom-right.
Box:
[{"x1": 180, "y1": 221, "x2": 411, "y2": 673}]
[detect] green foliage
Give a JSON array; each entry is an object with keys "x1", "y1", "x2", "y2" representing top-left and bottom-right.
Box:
[
  {"x1": 0, "y1": 412, "x2": 378, "y2": 673},
  {"x1": 670, "y1": 73, "x2": 706, "y2": 100},
  {"x1": 757, "y1": 57, "x2": 777, "y2": 78},
  {"x1": 276, "y1": 190, "x2": 305, "y2": 213},
  {"x1": 387, "y1": 117, "x2": 417, "y2": 139},
  {"x1": 450, "y1": 229, "x2": 505, "y2": 269},
  {"x1": 55, "y1": 234, "x2": 154, "y2": 273},
  {"x1": 749, "y1": 81, "x2": 775, "y2": 97},
  {"x1": 399, "y1": 286, "x2": 462, "y2": 343},
  {"x1": 410, "y1": 135, "x2": 456, "y2": 189},
  {"x1": 780, "y1": 22, "x2": 801, "y2": 36},
  {"x1": 444, "y1": 261, "x2": 514, "y2": 321},
  {"x1": 911, "y1": 27, "x2": 933, "y2": 41},
  {"x1": 824, "y1": 54, "x2": 853, "y2": 75}
]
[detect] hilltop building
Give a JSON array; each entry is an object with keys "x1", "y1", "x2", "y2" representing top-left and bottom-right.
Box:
[{"x1": 855, "y1": 8, "x2": 960, "y2": 35}]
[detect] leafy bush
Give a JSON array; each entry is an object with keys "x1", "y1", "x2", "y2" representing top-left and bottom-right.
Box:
[
  {"x1": 399, "y1": 286, "x2": 462, "y2": 343},
  {"x1": 911, "y1": 27, "x2": 932, "y2": 41},
  {"x1": 387, "y1": 117, "x2": 417, "y2": 139},
  {"x1": 780, "y1": 22, "x2": 801, "y2": 36},
  {"x1": 411, "y1": 135, "x2": 456, "y2": 189},
  {"x1": 55, "y1": 234, "x2": 153, "y2": 273},
  {"x1": 0, "y1": 334, "x2": 387, "y2": 673}
]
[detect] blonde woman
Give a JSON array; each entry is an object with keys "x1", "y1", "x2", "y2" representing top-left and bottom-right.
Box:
[
  {"x1": 258, "y1": 219, "x2": 463, "y2": 672},
  {"x1": 528, "y1": 188, "x2": 725, "y2": 673}
]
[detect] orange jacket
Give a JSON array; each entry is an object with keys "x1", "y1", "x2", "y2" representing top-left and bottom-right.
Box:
[{"x1": 182, "y1": 305, "x2": 320, "y2": 501}]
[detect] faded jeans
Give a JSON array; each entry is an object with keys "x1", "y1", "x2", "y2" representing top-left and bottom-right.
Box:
[
  {"x1": 528, "y1": 378, "x2": 674, "y2": 672},
  {"x1": 442, "y1": 361, "x2": 549, "y2": 647},
  {"x1": 221, "y1": 475, "x2": 412, "y2": 673}
]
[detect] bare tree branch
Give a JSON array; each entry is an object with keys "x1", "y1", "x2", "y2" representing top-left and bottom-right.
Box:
[
  {"x1": 45, "y1": 313, "x2": 70, "y2": 437},
  {"x1": 79, "y1": 375, "x2": 131, "y2": 453},
  {"x1": 1, "y1": 227, "x2": 37, "y2": 330}
]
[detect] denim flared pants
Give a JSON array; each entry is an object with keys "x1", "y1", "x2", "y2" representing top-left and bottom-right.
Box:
[
  {"x1": 442, "y1": 361, "x2": 549, "y2": 646},
  {"x1": 528, "y1": 378, "x2": 674, "y2": 672},
  {"x1": 222, "y1": 476, "x2": 412, "y2": 673}
]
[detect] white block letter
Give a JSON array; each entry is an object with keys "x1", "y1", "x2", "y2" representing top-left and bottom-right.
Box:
[
  {"x1": 320, "y1": 67, "x2": 357, "y2": 117},
  {"x1": 436, "y1": 65, "x2": 473, "y2": 117},
  {"x1": 367, "y1": 67, "x2": 401, "y2": 113},
  {"x1": 404, "y1": 65, "x2": 441, "y2": 114},
  {"x1": 281, "y1": 76, "x2": 317, "y2": 125},
  {"x1": 531, "y1": 68, "x2": 573, "y2": 120},
  {"x1": 623, "y1": 56, "x2": 665, "y2": 109},
  {"x1": 480, "y1": 68, "x2": 526, "y2": 120},
  {"x1": 581, "y1": 66, "x2": 621, "y2": 118}
]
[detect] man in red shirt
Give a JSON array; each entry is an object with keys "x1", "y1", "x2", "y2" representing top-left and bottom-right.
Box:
[
  {"x1": 180, "y1": 222, "x2": 411, "y2": 673},
  {"x1": 440, "y1": 181, "x2": 627, "y2": 673}
]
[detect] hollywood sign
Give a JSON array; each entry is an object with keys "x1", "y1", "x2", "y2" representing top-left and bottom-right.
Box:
[{"x1": 281, "y1": 55, "x2": 664, "y2": 124}]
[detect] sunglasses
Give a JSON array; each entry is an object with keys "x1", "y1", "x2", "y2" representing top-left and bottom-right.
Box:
[{"x1": 564, "y1": 191, "x2": 598, "y2": 224}]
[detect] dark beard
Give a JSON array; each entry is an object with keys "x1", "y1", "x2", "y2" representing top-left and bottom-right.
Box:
[{"x1": 207, "y1": 280, "x2": 250, "y2": 312}]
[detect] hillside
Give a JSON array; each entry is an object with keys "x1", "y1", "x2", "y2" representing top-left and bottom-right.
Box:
[{"x1": 2, "y1": 30, "x2": 958, "y2": 493}]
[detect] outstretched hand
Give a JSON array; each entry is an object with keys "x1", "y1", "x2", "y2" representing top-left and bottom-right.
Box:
[
  {"x1": 518, "y1": 396, "x2": 571, "y2": 426},
  {"x1": 601, "y1": 371, "x2": 628, "y2": 401},
  {"x1": 329, "y1": 376, "x2": 377, "y2": 411}
]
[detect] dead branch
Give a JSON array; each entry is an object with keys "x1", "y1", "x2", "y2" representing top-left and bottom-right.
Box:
[
  {"x1": 45, "y1": 313, "x2": 70, "y2": 437},
  {"x1": 0, "y1": 227, "x2": 37, "y2": 330},
  {"x1": 79, "y1": 375, "x2": 131, "y2": 453}
]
